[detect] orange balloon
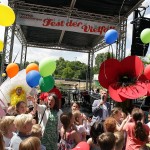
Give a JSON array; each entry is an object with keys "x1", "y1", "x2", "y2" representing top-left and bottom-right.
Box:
[
  {"x1": 6, "y1": 63, "x2": 19, "y2": 78},
  {"x1": 26, "y1": 63, "x2": 39, "y2": 74}
]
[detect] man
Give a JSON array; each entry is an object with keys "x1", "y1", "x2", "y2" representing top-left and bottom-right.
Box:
[
  {"x1": 91, "y1": 90, "x2": 111, "y2": 124},
  {"x1": 72, "y1": 84, "x2": 79, "y2": 101}
]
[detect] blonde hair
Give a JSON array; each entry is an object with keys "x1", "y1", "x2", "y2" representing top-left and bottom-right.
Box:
[
  {"x1": 110, "y1": 107, "x2": 122, "y2": 118},
  {"x1": 72, "y1": 110, "x2": 81, "y2": 125},
  {"x1": 0, "y1": 116, "x2": 15, "y2": 135},
  {"x1": 19, "y1": 137, "x2": 41, "y2": 150},
  {"x1": 31, "y1": 124, "x2": 42, "y2": 138},
  {"x1": 114, "y1": 131, "x2": 124, "y2": 150},
  {"x1": 14, "y1": 114, "x2": 33, "y2": 131}
]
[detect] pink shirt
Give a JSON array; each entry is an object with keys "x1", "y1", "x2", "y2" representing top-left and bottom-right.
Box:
[{"x1": 123, "y1": 122, "x2": 149, "y2": 150}]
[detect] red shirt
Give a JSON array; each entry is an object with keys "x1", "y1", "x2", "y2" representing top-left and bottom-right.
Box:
[{"x1": 123, "y1": 122, "x2": 149, "y2": 150}]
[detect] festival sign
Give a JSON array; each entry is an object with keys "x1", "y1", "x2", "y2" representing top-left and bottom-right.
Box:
[{"x1": 17, "y1": 11, "x2": 118, "y2": 35}]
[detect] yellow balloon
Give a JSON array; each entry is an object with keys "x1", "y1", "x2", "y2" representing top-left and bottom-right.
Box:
[
  {"x1": 0, "y1": 40, "x2": 4, "y2": 52},
  {"x1": 0, "y1": 4, "x2": 15, "y2": 26},
  {"x1": 2, "y1": 73, "x2": 6, "y2": 77}
]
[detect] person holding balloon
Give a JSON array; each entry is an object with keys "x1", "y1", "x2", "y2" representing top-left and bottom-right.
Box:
[{"x1": 30, "y1": 93, "x2": 63, "y2": 150}]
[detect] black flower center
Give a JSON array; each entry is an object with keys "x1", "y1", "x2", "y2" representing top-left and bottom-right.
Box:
[{"x1": 119, "y1": 75, "x2": 136, "y2": 87}]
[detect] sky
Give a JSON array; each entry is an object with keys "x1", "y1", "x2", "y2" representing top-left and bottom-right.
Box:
[{"x1": 0, "y1": 0, "x2": 150, "y2": 65}]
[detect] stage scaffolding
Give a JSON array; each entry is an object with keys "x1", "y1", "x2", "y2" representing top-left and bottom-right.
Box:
[{"x1": 0, "y1": 0, "x2": 144, "y2": 90}]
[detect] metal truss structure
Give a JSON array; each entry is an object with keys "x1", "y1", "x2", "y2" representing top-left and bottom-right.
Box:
[{"x1": 0, "y1": 0, "x2": 143, "y2": 90}]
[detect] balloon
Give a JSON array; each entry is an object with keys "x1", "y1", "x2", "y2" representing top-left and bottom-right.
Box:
[
  {"x1": 140, "y1": 28, "x2": 150, "y2": 44},
  {"x1": 6, "y1": 63, "x2": 19, "y2": 78},
  {"x1": 39, "y1": 75, "x2": 55, "y2": 92},
  {"x1": 0, "y1": 40, "x2": 4, "y2": 52},
  {"x1": 39, "y1": 58, "x2": 56, "y2": 77},
  {"x1": 72, "y1": 142, "x2": 90, "y2": 150},
  {"x1": 2, "y1": 73, "x2": 6, "y2": 77},
  {"x1": 26, "y1": 63, "x2": 39, "y2": 74},
  {"x1": 0, "y1": 4, "x2": 15, "y2": 26},
  {"x1": 104, "y1": 29, "x2": 118, "y2": 44},
  {"x1": 26, "y1": 70, "x2": 41, "y2": 88}
]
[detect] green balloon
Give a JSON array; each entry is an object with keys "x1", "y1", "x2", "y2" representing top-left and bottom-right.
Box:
[
  {"x1": 140, "y1": 28, "x2": 150, "y2": 44},
  {"x1": 39, "y1": 58, "x2": 56, "y2": 77},
  {"x1": 39, "y1": 75, "x2": 55, "y2": 92}
]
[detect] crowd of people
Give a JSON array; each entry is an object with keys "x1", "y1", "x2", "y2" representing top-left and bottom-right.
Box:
[{"x1": 0, "y1": 88, "x2": 150, "y2": 150}]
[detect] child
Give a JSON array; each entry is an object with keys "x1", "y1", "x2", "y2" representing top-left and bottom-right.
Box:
[
  {"x1": 0, "y1": 116, "x2": 16, "y2": 147},
  {"x1": 87, "y1": 121, "x2": 104, "y2": 150},
  {"x1": 31, "y1": 124, "x2": 46, "y2": 150},
  {"x1": 59, "y1": 112, "x2": 81, "y2": 149},
  {"x1": 19, "y1": 137, "x2": 41, "y2": 150},
  {"x1": 10, "y1": 114, "x2": 33, "y2": 150},
  {"x1": 73, "y1": 110, "x2": 87, "y2": 141},
  {"x1": 98, "y1": 132, "x2": 116, "y2": 150},
  {"x1": 114, "y1": 131, "x2": 124, "y2": 150}
]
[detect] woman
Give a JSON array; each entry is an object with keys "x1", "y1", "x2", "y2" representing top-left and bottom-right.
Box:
[
  {"x1": 32, "y1": 93, "x2": 62, "y2": 150},
  {"x1": 123, "y1": 108, "x2": 149, "y2": 150}
]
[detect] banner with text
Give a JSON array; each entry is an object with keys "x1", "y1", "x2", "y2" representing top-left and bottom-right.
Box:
[{"x1": 17, "y1": 11, "x2": 118, "y2": 36}]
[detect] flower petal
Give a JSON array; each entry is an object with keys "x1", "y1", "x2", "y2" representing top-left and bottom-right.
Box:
[
  {"x1": 138, "y1": 74, "x2": 148, "y2": 82},
  {"x1": 120, "y1": 56, "x2": 144, "y2": 78},
  {"x1": 118, "y1": 82, "x2": 147, "y2": 99},
  {"x1": 98, "y1": 59, "x2": 120, "y2": 89},
  {"x1": 108, "y1": 83, "x2": 126, "y2": 102}
]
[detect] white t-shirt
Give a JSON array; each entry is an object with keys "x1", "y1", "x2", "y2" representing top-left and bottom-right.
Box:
[
  {"x1": 3, "y1": 136, "x2": 11, "y2": 147},
  {"x1": 37, "y1": 104, "x2": 63, "y2": 134},
  {"x1": 76, "y1": 124, "x2": 87, "y2": 134}
]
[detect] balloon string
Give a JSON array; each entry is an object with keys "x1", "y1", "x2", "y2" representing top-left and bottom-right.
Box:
[
  {"x1": 137, "y1": 46, "x2": 145, "y2": 81},
  {"x1": 104, "y1": 60, "x2": 107, "y2": 80},
  {"x1": 111, "y1": 45, "x2": 114, "y2": 58}
]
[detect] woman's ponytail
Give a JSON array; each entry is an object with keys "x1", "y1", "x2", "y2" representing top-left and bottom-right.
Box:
[{"x1": 132, "y1": 108, "x2": 148, "y2": 142}]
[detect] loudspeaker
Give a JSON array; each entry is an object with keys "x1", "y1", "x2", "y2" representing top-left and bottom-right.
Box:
[{"x1": 131, "y1": 17, "x2": 150, "y2": 56}]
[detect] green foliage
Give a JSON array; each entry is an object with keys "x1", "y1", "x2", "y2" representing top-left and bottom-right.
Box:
[
  {"x1": 94, "y1": 52, "x2": 114, "y2": 74},
  {"x1": 54, "y1": 57, "x2": 87, "y2": 80}
]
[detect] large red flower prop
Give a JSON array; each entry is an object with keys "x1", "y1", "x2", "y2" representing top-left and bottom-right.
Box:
[{"x1": 98, "y1": 56, "x2": 149, "y2": 102}]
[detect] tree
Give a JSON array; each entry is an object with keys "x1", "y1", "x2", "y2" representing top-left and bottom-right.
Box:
[
  {"x1": 94, "y1": 52, "x2": 114, "y2": 74},
  {"x1": 54, "y1": 57, "x2": 87, "y2": 80},
  {"x1": 62, "y1": 67, "x2": 74, "y2": 79}
]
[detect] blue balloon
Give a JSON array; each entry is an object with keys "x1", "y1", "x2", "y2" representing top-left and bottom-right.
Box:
[
  {"x1": 26, "y1": 70, "x2": 41, "y2": 88},
  {"x1": 104, "y1": 29, "x2": 118, "y2": 44}
]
